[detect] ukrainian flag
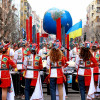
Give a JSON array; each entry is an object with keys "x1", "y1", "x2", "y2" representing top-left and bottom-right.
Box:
[{"x1": 66, "y1": 20, "x2": 82, "y2": 41}]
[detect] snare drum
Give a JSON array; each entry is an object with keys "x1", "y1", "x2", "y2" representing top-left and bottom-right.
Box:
[{"x1": 72, "y1": 72, "x2": 79, "y2": 91}]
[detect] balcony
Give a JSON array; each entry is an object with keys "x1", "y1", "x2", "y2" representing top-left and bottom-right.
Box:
[
  {"x1": 95, "y1": 22, "x2": 100, "y2": 26},
  {"x1": 96, "y1": 4, "x2": 100, "y2": 7}
]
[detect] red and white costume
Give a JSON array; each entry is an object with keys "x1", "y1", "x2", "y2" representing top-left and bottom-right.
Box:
[
  {"x1": 14, "y1": 47, "x2": 25, "y2": 70},
  {"x1": 75, "y1": 55, "x2": 98, "y2": 99},
  {"x1": 76, "y1": 55, "x2": 98, "y2": 86},
  {"x1": 38, "y1": 47, "x2": 49, "y2": 57},
  {"x1": 69, "y1": 47, "x2": 79, "y2": 61},
  {"x1": 0, "y1": 55, "x2": 16, "y2": 88},
  {"x1": 46, "y1": 56, "x2": 66, "y2": 100},
  {"x1": 7, "y1": 47, "x2": 15, "y2": 58},
  {"x1": 92, "y1": 51, "x2": 99, "y2": 82},
  {"x1": 23, "y1": 54, "x2": 44, "y2": 100}
]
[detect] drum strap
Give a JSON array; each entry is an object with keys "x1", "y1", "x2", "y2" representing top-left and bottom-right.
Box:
[
  {"x1": 93, "y1": 73, "x2": 100, "y2": 75},
  {"x1": 51, "y1": 67, "x2": 61, "y2": 69},
  {"x1": 79, "y1": 67, "x2": 90, "y2": 69},
  {"x1": 0, "y1": 68, "x2": 9, "y2": 70},
  {"x1": 26, "y1": 69, "x2": 39, "y2": 71},
  {"x1": 17, "y1": 62, "x2": 23, "y2": 64}
]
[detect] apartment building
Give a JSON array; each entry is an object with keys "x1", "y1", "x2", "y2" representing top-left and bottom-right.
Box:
[
  {"x1": 86, "y1": 0, "x2": 100, "y2": 42},
  {"x1": 20, "y1": 0, "x2": 32, "y2": 31},
  {"x1": 32, "y1": 11, "x2": 41, "y2": 33}
]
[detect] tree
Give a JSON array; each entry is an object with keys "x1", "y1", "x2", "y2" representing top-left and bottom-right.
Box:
[{"x1": 0, "y1": 4, "x2": 20, "y2": 43}]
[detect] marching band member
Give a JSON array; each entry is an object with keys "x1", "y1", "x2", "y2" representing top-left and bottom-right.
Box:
[
  {"x1": 69, "y1": 42, "x2": 79, "y2": 62},
  {"x1": 13, "y1": 41, "x2": 26, "y2": 99},
  {"x1": 0, "y1": 43, "x2": 17, "y2": 100},
  {"x1": 23, "y1": 44, "x2": 43, "y2": 100},
  {"x1": 91, "y1": 41, "x2": 99, "y2": 88},
  {"x1": 46, "y1": 43, "x2": 67, "y2": 100},
  {"x1": 75, "y1": 42, "x2": 98, "y2": 100}
]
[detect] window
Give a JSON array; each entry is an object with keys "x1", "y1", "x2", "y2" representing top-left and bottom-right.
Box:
[
  {"x1": 0, "y1": 0, "x2": 2, "y2": 4},
  {"x1": 92, "y1": 13, "x2": 94, "y2": 17},
  {"x1": 97, "y1": 7, "x2": 100, "y2": 12},
  {"x1": 24, "y1": 2, "x2": 27, "y2": 6},
  {"x1": 24, "y1": 10, "x2": 27, "y2": 14},
  {"x1": 97, "y1": 16, "x2": 100, "y2": 22},
  {"x1": 97, "y1": 0, "x2": 100, "y2": 4},
  {"x1": 21, "y1": 12, "x2": 23, "y2": 16},
  {"x1": 92, "y1": 5, "x2": 94, "y2": 10},
  {"x1": 92, "y1": 21, "x2": 93, "y2": 26},
  {"x1": 4, "y1": 0, "x2": 7, "y2": 8}
]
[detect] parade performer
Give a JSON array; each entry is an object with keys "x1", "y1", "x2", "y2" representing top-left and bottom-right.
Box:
[
  {"x1": 0, "y1": 43, "x2": 17, "y2": 100},
  {"x1": 23, "y1": 44, "x2": 43, "y2": 100},
  {"x1": 46, "y1": 43, "x2": 67, "y2": 100},
  {"x1": 39, "y1": 43, "x2": 48, "y2": 57},
  {"x1": 95, "y1": 44, "x2": 100, "y2": 98},
  {"x1": 13, "y1": 41, "x2": 26, "y2": 99},
  {"x1": 69, "y1": 42, "x2": 79, "y2": 62},
  {"x1": 91, "y1": 41, "x2": 99, "y2": 87},
  {"x1": 3, "y1": 40, "x2": 15, "y2": 60},
  {"x1": 75, "y1": 42, "x2": 98, "y2": 100}
]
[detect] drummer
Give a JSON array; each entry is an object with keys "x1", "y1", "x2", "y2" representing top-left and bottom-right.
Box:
[
  {"x1": 23, "y1": 44, "x2": 43, "y2": 100},
  {"x1": 75, "y1": 42, "x2": 98, "y2": 100}
]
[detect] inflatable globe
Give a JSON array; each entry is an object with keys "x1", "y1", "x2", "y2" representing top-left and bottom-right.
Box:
[{"x1": 43, "y1": 8, "x2": 73, "y2": 34}]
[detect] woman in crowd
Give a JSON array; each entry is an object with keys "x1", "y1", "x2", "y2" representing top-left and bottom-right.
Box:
[
  {"x1": 46, "y1": 43, "x2": 67, "y2": 100},
  {"x1": 75, "y1": 42, "x2": 98, "y2": 100},
  {"x1": 0, "y1": 43, "x2": 17, "y2": 100}
]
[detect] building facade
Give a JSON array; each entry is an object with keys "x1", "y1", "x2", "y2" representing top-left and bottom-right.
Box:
[
  {"x1": 20, "y1": 0, "x2": 32, "y2": 31},
  {"x1": 32, "y1": 11, "x2": 41, "y2": 33},
  {"x1": 86, "y1": 0, "x2": 100, "y2": 42}
]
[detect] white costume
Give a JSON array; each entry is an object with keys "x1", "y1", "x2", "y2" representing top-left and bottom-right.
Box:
[
  {"x1": 46, "y1": 56, "x2": 66, "y2": 100},
  {"x1": 23, "y1": 54, "x2": 44, "y2": 100},
  {"x1": 70, "y1": 47, "x2": 79, "y2": 62},
  {"x1": 14, "y1": 48, "x2": 24, "y2": 70},
  {"x1": 75, "y1": 55, "x2": 96, "y2": 99}
]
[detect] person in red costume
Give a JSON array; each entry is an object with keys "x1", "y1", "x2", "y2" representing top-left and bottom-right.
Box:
[
  {"x1": 23, "y1": 44, "x2": 43, "y2": 100},
  {"x1": 46, "y1": 43, "x2": 68, "y2": 100},
  {"x1": 91, "y1": 41, "x2": 99, "y2": 88},
  {"x1": 75, "y1": 42, "x2": 98, "y2": 100},
  {"x1": 0, "y1": 43, "x2": 17, "y2": 100}
]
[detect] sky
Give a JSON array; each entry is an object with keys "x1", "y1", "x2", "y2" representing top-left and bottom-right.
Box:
[{"x1": 28, "y1": 0, "x2": 93, "y2": 25}]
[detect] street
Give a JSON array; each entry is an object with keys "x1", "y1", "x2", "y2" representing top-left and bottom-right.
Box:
[{"x1": 15, "y1": 87, "x2": 100, "y2": 100}]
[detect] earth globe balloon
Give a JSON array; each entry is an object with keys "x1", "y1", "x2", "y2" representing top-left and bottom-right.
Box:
[{"x1": 43, "y1": 8, "x2": 73, "y2": 34}]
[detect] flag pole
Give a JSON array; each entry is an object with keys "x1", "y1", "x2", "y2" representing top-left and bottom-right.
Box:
[
  {"x1": 26, "y1": 19, "x2": 29, "y2": 41},
  {"x1": 56, "y1": 18, "x2": 62, "y2": 43},
  {"x1": 67, "y1": 34, "x2": 69, "y2": 61}
]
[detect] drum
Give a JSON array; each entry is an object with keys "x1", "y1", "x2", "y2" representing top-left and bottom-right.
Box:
[{"x1": 72, "y1": 72, "x2": 79, "y2": 91}]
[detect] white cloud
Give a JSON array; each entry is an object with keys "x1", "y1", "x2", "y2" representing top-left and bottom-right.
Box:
[{"x1": 28, "y1": 0, "x2": 93, "y2": 24}]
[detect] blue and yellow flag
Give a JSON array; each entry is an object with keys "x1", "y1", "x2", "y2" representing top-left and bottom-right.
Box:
[{"x1": 66, "y1": 20, "x2": 82, "y2": 41}]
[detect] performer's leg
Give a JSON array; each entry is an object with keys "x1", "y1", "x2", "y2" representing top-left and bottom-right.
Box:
[
  {"x1": 58, "y1": 84, "x2": 63, "y2": 100},
  {"x1": 25, "y1": 79, "x2": 31, "y2": 100},
  {"x1": 78, "y1": 75, "x2": 86, "y2": 100},
  {"x1": 2, "y1": 88, "x2": 7, "y2": 100},
  {"x1": 50, "y1": 78, "x2": 56, "y2": 100},
  {"x1": 0, "y1": 88, "x2": 2, "y2": 100}
]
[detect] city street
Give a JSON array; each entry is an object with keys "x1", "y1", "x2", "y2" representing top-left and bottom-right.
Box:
[
  {"x1": 15, "y1": 93, "x2": 100, "y2": 100},
  {"x1": 15, "y1": 87, "x2": 100, "y2": 100}
]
